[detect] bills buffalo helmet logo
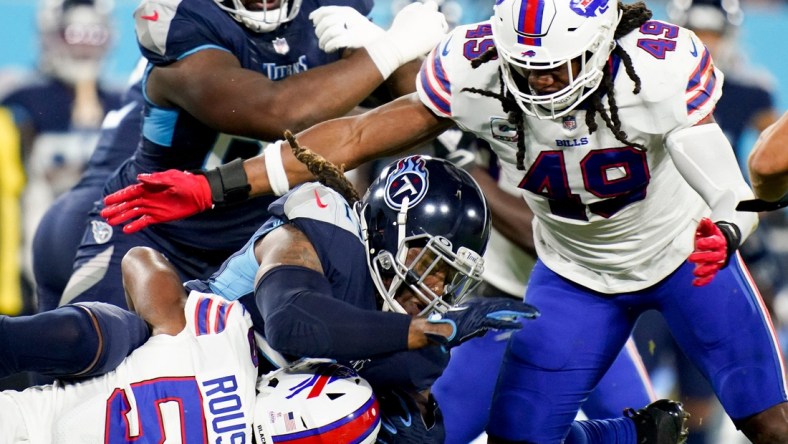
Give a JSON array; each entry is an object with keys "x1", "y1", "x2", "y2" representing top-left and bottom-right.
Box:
[
  {"x1": 384, "y1": 156, "x2": 429, "y2": 210},
  {"x1": 570, "y1": 0, "x2": 610, "y2": 17}
]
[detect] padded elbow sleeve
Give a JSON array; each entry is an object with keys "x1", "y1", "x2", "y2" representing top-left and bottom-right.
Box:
[
  {"x1": 256, "y1": 266, "x2": 411, "y2": 360},
  {"x1": 666, "y1": 123, "x2": 758, "y2": 240}
]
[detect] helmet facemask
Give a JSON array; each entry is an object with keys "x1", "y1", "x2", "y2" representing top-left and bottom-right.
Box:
[
  {"x1": 360, "y1": 198, "x2": 486, "y2": 318},
  {"x1": 215, "y1": 0, "x2": 302, "y2": 33},
  {"x1": 491, "y1": 0, "x2": 621, "y2": 119}
]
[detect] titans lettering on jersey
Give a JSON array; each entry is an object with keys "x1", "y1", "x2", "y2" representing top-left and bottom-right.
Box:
[
  {"x1": 418, "y1": 20, "x2": 723, "y2": 293},
  {"x1": 107, "y1": 0, "x2": 371, "y2": 252}
]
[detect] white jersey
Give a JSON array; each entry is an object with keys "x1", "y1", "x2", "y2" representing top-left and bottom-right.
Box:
[
  {"x1": 0, "y1": 292, "x2": 259, "y2": 444},
  {"x1": 417, "y1": 20, "x2": 722, "y2": 294}
]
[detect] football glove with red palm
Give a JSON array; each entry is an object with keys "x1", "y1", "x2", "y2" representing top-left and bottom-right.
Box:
[
  {"x1": 101, "y1": 170, "x2": 213, "y2": 234},
  {"x1": 101, "y1": 158, "x2": 251, "y2": 234},
  {"x1": 687, "y1": 217, "x2": 741, "y2": 287}
]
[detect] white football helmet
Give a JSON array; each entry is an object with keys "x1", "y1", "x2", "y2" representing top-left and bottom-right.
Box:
[
  {"x1": 214, "y1": 0, "x2": 302, "y2": 33},
  {"x1": 490, "y1": 0, "x2": 621, "y2": 119},
  {"x1": 38, "y1": 0, "x2": 114, "y2": 83},
  {"x1": 253, "y1": 359, "x2": 381, "y2": 444}
]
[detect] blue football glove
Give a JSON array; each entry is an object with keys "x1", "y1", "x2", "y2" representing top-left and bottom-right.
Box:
[
  {"x1": 376, "y1": 389, "x2": 445, "y2": 444},
  {"x1": 425, "y1": 297, "x2": 539, "y2": 349}
]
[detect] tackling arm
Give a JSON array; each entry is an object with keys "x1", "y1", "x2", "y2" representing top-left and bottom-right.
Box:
[
  {"x1": 748, "y1": 111, "x2": 788, "y2": 202},
  {"x1": 246, "y1": 93, "x2": 453, "y2": 197}
]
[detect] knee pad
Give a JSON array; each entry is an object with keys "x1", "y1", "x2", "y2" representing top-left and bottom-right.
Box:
[{"x1": 69, "y1": 302, "x2": 150, "y2": 378}]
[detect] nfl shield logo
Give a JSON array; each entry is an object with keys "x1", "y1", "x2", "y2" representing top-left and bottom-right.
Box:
[
  {"x1": 562, "y1": 115, "x2": 577, "y2": 130},
  {"x1": 273, "y1": 37, "x2": 289, "y2": 55}
]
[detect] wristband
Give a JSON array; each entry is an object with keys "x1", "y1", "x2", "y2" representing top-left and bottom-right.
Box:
[
  {"x1": 196, "y1": 158, "x2": 251, "y2": 206},
  {"x1": 714, "y1": 221, "x2": 741, "y2": 268},
  {"x1": 264, "y1": 141, "x2": 290, "y2": 196},
  {"x1": 364, "y1": 37, "x2": 401, "y2": 79}
]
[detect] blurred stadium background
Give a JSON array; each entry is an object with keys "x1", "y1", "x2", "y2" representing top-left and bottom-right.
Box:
[{"x1": 0, "y1": 0, "x2": 785, "y2": 160}]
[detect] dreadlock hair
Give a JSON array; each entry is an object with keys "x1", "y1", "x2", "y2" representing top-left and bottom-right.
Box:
[
  {"x1": 284, "y1": 130, "x2": 361, "y2": 205},
  {"x1": 462, "y1": 1, "x2": 653, "y2": 169}
]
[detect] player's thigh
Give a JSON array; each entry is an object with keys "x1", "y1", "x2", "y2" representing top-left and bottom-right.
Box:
[
  {"x1": 60, "y1": 216, "x2": 157, "y2": 308},
  {"x1": 33, "y1": 187, "x2": 100, "y2": 312},
  {"x1": 660, "y1": 256, "x2": 787, "y2": 420},
  {"x1": 487, "y1": 261, "x2": 636, "y2": 443}
]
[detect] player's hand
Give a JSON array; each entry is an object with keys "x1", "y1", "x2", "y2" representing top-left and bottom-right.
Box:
[
  {"x1": 364, "y1": 1, "x2": 448, "y2": 78},
  {"x1": 687, "y1": 217, "x2": 741, "y2": 286},
  {"x1": 100, "y1": 170, "x2": 213, "y2": 234},
  {"x1": 309, "y1": 6, "x2": 385, "y2": 53},
  {"x1": 377, "y1": 389, "x2": 445, "y2": 444},
  {"x1": 425, "y1": 297, "x2": 539, "y2": 349}
]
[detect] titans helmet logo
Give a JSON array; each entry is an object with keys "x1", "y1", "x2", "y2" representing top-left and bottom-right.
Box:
[
  {"x1": 384, "y1": 156, "x2": 429, "y2": 211},
  {"x1": 570, "y1": 0, "x2": 610, "y2": 17}
]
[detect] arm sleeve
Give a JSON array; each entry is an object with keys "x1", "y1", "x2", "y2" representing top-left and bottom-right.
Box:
[
  {"x1": 256, "y1": 265, "x2": 412, "y2": 360},
  {"x1": 665, "y1": 123, "x2": 759, "y2": 242}
]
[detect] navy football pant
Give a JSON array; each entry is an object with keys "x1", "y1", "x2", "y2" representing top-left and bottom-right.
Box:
[
  {"x1": 33, "y1": 185, "x2": 100, "y2": 312},
  {"x1": 488, "y1": 256, "x2": 786, "y2": 443}
]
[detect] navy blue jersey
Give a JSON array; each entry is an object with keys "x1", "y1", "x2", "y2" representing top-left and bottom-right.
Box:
[
  {"x1": 103, "y1": 0, "x2": 371, "y2": 252},
  {"x1": 187, "y1": 183, "x2": 373, "y2": 366},
  {"x1": 33, "y1": 78, "x2": 144, "y2": 311}
]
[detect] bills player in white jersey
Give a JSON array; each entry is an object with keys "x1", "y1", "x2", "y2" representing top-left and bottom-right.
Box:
[
  {"x1": 98, "y1": 0, "x2": 788, "y2": 442},
  {"x1": 0, "y1": 246, "x2": 260, "y2": 443}
]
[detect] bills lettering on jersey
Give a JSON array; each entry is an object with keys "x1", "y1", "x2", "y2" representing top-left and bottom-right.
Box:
[{"x1": 556, "y1": 138, "x2": 589, "y2": 147}]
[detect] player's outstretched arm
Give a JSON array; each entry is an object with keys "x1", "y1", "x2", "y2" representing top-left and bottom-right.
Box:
[
  {"x1": 748, "y1": 111, "x2": 788, "y2": 202},
  {"x1": 418, "y1": 297, "x2": 540, "y2": 350},
  {"x1": 101, "y1": 94, "x2": 452, "y2": 233}
]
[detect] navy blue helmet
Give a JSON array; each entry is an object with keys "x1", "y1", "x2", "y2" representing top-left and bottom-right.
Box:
[{"x1": 358, "y1": 155, "x2": 491, "y2": 316}]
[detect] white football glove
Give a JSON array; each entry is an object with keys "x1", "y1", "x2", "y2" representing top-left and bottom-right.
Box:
[
  {"x1": 309, "y1": 6, "x2": 385, "y2": 54},
  {"x1": 365, "y1": 1, "x2": 449, "y2": 78}
]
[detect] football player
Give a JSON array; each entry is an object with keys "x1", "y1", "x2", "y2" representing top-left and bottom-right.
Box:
[
  {"x1": 2, "y1": 155, "x2": 536, "y2": 443},
  {"x1": 52, "y1": 0, "x2": 449, "y2": 312},
  {"x1": 0, "y1": 246, "x2": 382, "y2": 443},
  {"x1": 101, "y1": 0, "x2": 788, "y2": 442}
]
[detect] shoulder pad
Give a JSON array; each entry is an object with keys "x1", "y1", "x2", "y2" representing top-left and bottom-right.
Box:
[
  {"x1": 185, "y1": 291, "x2": 251, "y2": 337},
  {"x1": 135, "y1": 0, "x2": 183, "y2": 56},
  {"x1": 418, "y1": 22, "x2": 498, "y2": 119},
  {"x1": 280, "y1": 183, "x2": 361, "y2": 240},
  {"x1": 615, "y1": 21, "x2": 723, "y2": 131}
]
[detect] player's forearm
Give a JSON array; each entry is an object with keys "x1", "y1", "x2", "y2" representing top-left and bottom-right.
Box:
[
  {"x1": 748, "y1": 111, "x2": 788, "y2": 202},
  {"x1": 245, "y1": 94, "x2": 450, "y2": 197},
  {"x1": 470, "y1": 167, "x2": 536, "y2": 257}
]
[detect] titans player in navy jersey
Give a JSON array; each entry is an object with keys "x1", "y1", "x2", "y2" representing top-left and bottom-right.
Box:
[
  {"x1": 33, "y1": 60, "x2": 145, "y2": 312},
  {"x1": 56, "y1": 0, "x2": 448, "y2": 309}
]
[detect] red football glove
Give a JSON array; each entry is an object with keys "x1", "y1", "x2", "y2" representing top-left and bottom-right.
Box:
[
  {"x1": 687, "y1": 217, "x2": 740, "y2": 287},
  {"x1": 101, "y1": 170, "x2": 213, "y2": 234}
]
